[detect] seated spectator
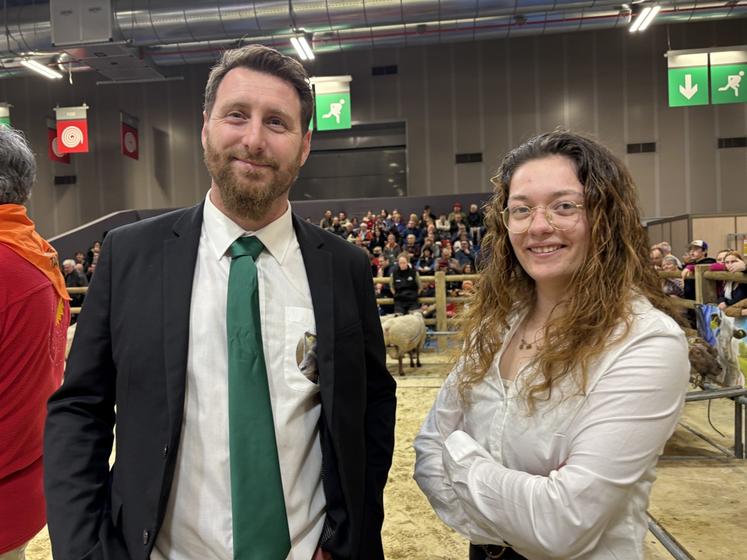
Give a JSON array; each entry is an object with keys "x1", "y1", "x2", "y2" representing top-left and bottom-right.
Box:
[
  {"x1": 74, "y1": 251, "x2": 86, "y2": 266},
  {"x1": 343, "y1": 222, "x2": 356, "y2": 242},
  {"x1": 435, "y1": 214, "x2": 451, "y2": 240},
  {"x1": 450, "y1": 212, "x2": 466, "y2": 237},
  {"x1": 327, "y1": 216, "x2": 344, "y2": 237},
  {"x1": 454, "y1": 231, "x2": 473, "y2": 252},
  {"x1": 405, "y1": 219, "x2": 422, "y2": 243},
  {"x1": 718, "y1": 252, "x2": 747, "y2": 309},
  {"x1": 338, "y1": 211, "x2": 350, "y2": 227},
  {"x1": 357, "y1": 222, "x2": 374, "y2": 248},
  {"x1": 436, "y1": 246, "x2": 462, "y2": 275},
  {"x1": 403, "y1": 233, "x2": 421, "y2": 261},
  {"x1": 86, "y1": 262, "x2": 96, "y2": 281},
  {"x1": 371, "y1": 222, "x2": 388, "y2": 249},
  {"x1": 451, "y1": 223, "x2": 468, "y2": 245},
  {"x1": 319, "y1": 210, "x2": 334, "y2": 229},
  {"x1": 62, "y1": 258, "x2": 88, "y2": 318},
  {"x1": 447, "y1": 202, "x2": 466, "y2": 223},
  {"x1": 390, "y1": 210, "x2": 407, "y2": 239},
  {"x1": 391, "y1": 254, "x2": 421, "y2": 315},
  {"x1": 85, "y1": 241, "x2": 101, "y2": 270},
  {"x1": 423, "y1": 204, "x2": 436, "y2": 222},
  {"x1": 454, "y1": 240, "x2": 475, "y2": 269},
  {"x1": 466, "y1": 203, "x2": 485, "y2": 245},
  {"x1": 422, "y1": 235, "x2": 440, "y2": 259},
  {"x1": 382, "y1": 233, "x2": 401, "y2": 263},
  {"x1": 416, "y1": 247, "x2": 435, "y2": 275},
  {"x1": 661, "y1": 255, "x2": 684, "y2": 297}
]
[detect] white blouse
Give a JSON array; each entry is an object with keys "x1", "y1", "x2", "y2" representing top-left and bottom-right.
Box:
[{"x1": 413, "y1": 298, "x2": 689, "y2": 559}]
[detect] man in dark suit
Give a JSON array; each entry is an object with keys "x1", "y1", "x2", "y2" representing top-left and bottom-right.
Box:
[{"x1": 44, "y1": 45, "x2": 396, "y2": 560}]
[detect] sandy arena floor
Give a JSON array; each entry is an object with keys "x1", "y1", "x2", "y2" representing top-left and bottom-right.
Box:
[{"x1": 27, "y1": 351, "x2": 745, "y2": 559}]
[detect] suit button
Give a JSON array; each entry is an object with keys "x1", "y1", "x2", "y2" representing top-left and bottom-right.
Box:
[
  {"x1": 162, "y1": 444, "x2": 169, "y2": 457},
  {"x1": 143, "y1": 529, "x2": 150, "y2": 545}
]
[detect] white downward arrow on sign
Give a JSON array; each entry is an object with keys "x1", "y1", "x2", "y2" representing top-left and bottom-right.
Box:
[{"x1": 679, "y1": 74, "x2": 699, "y2": 99}]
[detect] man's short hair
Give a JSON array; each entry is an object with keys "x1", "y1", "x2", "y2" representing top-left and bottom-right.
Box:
[
  {"x1": 203, "y1": 44, "x2": 314, "y2": 133},
  {"x1": 0, "y1": 126, "x2": 36, "y2": 205}
]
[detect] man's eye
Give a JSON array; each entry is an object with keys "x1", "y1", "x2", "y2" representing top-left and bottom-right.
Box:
[
  {"x1": 226, "y1": 112, "x2": 245, "y2": 120},
  {"x1": 268, "y1": 117, "x2": 287, "y2": 128}
]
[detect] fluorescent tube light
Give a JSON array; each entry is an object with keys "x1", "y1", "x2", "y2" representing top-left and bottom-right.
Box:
[
  {"x1": 637, "y1": 5, "x2": 660, "y2": 31},
  {"x1": 290, "y1": 36, "x2": 308, "y2": 61},
  {"x1": 298, "y1": 36, "x2": 315, "y2": 60},
  {"x1": 21, "y1": 59, "x2": 63, "y2": 79},
  {"x1": 629, "y1": 6, "x2": 651, "y2": 32}
]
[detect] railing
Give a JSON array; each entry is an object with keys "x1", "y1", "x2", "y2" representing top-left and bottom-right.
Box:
[{"x1": 67, "y1": 266, "x2": 747, "y2": 326}]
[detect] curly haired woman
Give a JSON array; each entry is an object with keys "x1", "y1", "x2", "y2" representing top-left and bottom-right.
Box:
[{"x1": 414, "y1": 131, "x2": 689, "y2": 559}]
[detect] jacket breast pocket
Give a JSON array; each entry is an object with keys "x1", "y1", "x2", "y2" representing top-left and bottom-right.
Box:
[{"x1": 283, "y1": 306, "x2": 320, "y2": 393}]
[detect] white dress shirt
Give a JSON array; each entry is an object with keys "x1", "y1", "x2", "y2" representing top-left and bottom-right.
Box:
[
  {"x1": 414, "y1": 297, "x2": 689, "y2": 559},
  {"x1": 152, "y1": 194, "x2": 325, "y2": 560}
]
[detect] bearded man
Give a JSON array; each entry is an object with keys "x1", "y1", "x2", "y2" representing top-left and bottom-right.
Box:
[{"x1": 45, "y1": 45, "x2": 396, "y2": 560}]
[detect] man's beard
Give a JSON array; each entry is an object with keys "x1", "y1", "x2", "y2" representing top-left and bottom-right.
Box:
[{"x1": 203, "y1": 136, "x2": 303, "y2": 222}]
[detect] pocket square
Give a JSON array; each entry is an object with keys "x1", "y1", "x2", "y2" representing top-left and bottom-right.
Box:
[{"x1": 296, "y1": 331, "x2": 319, "y2": 383}]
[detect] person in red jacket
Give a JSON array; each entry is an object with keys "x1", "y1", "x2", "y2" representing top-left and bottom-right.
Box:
[{"x1": 0, "y1": 125, "x2": 70, "y2": 559}]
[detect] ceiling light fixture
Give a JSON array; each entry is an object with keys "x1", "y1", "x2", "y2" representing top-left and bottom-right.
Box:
[
  {"x1": 291, "y1": 32, "x2": 315, "y2": 61},
  {"x1": 21, "y1": 59, "x2": 63, "y2": 79},
  {"x1": 629, "y1": 4, "x2": 660, "y2": 32}
]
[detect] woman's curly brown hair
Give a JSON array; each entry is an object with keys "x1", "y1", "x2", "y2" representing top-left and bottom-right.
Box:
[{"x1": 457, "y1": 131, "x2": 683, "y2": 409}]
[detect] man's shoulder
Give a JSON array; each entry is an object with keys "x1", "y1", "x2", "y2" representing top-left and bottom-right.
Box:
[{"x1": 107, "y1": 204, "x2": 203, "y2": 242}]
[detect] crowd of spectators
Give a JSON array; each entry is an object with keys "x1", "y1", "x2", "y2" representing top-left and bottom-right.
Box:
[
  {"x1": 63, "y1": 204, "x2": 486, "y2": 318},
  {"x1": 312, "y1": 202, "x2": 485, "y2": 314},
  {"x1": 651, "y1": 239, "x2": 747, "y2": 320},
  {"x1": 61, "y1": 241, "x2": 101, "y2": 319}
]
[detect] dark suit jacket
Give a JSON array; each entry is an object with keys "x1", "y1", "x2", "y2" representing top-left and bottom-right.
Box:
[{"x1": 44, "y1": 203, "x2": 397, "y2": 560}]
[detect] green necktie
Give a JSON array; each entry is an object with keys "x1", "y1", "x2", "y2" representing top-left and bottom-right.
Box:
[{"x1": 227, "y1": 236, "x2": 291, "y2": 560}]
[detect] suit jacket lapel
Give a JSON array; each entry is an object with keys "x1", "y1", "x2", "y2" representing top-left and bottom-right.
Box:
[
  {"x1": 163, "y1": 202, "x2": 204, "y2": 439},
  {"x1": 293, "y1": 215, "x2": 335, "y2": 429}
]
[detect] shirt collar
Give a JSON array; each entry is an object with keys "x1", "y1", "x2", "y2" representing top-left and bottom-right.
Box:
[{"x1": 203, "y1": 191, "x2": 294, "y2": 264}]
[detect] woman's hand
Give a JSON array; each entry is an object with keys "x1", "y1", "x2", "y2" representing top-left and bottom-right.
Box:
[
  {"x1": 719, "y1": 302, "x2": 727, "y2": 310},
  {"x1": 727, "y1": 260, "x2": 747, "y2": 273}
]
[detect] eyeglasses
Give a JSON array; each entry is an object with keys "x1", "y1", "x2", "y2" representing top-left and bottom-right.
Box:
[{"x1": 501, "y1": 201, "x2": 584, "y2": 234}]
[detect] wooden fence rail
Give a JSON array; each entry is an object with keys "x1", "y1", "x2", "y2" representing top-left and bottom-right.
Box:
[{"x1": 65, "y1": 266, "x2": 747, "y2": 339}]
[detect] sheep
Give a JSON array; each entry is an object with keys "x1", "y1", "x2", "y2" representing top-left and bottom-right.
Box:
[{"x1": 381, "y1": 312, "x2": 426, "y2": 376}]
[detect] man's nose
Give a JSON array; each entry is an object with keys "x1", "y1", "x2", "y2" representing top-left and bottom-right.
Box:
[{"x1": 240, "y1": 119, "x2": 265, "y2": 152}]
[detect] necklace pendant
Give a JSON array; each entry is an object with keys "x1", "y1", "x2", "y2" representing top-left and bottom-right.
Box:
[{"x1": 519, "y1": 338, "x2": 532, "y2": 350}]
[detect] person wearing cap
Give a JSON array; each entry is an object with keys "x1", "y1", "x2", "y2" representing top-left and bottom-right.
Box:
[
  {"x1": 681, "y1": 240, "x2": 716, "y2": 301},
  {"x1": 448, "y1": 202, "x2": 466, "y2": 224}
]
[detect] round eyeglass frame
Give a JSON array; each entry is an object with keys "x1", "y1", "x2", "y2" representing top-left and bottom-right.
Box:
[{"x1": 500, "y1": 203, "x2": 584, "y2": 234}]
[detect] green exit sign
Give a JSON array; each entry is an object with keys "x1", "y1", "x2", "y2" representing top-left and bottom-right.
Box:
[
  {"x1": 315, "y1": 92, "x2": 351, "y2": 131},
  {"x1": 667, "y1": 52, "x2": 709, "y2": 107},
  {"x1": 710, "y1": 50, "x2": 747, "y2": 105}
]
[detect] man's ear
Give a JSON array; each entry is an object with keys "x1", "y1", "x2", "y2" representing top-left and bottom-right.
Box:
[
  {"x1": 299, "y1": 129, "x2": 312, "y2": 167},
  {"x1": 201, "y1": 111, "x2": 209, "y2": 150}
]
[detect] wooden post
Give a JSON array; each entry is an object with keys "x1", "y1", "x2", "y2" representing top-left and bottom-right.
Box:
[
  {"x1": 435, "y1": 271, "x2": 447, "y2": 350},
  {"x1": 694, "y1": 264, "x2": 717, "y2": 304}
]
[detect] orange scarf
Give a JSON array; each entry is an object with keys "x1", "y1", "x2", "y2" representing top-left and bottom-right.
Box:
[{"x1": 0, "y1": 204, "x2": 70, "y2": 302}]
